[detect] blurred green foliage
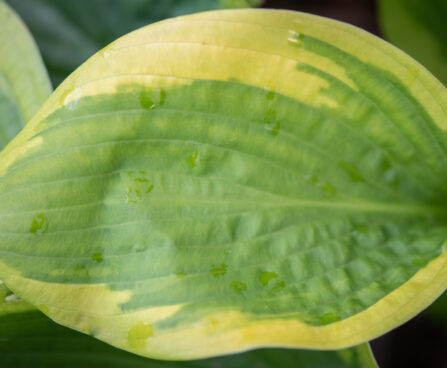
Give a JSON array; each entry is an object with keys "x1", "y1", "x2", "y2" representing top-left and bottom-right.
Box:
[{"x1": 378, "y1": 0, "x2": 447, "y2": 85}]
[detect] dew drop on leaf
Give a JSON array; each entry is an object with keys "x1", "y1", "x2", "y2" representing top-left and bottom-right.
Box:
[
  {"x1": 306, "y1": 175, "x2": 337, "y2": 197},
  {"x1": 352, "y1": 224, "x2": 369, "y2": 235},
  {"x1": 259, "y1": 271, "x2": 279, "y2": 286},
  {"x1": 210, "y1": 264, "x2": 228, "y2": 278},
  {"x1": 265, "y1": 89, "x2": 275, "y2": 101},
  {"x1": 38, "y1": 304, "x2": 50, "y2": 314},
  {"x1": 271, "y1": 280, "x2": 285, "y2": 293},
  {"x1": 139, "y1": 88, "x2": 166, "y2": 110},
  {"x1": 264, "y1": 91, "x2": 281, "y2": 136},
  {"x1": 338, "y1": 160, "x2": 365, "y2": 182},
  {"x1": 229, "y1": 281, "x2": 247, "y2": 295},
  {"x1": 288, "y1": 30, "x2": 303, "y2": 46},
  {"x1": 319, "y1": 182, "x2": 336, "y2": 197},
  {"x1": 412, "y1": 257, "x2": 428, "y2": 267},
  {"x1": 65, "y1": 87, "x2": 82, "y2": 110},
  {"x1": 127, "y1": 321, "x2": 153, "y2": 348},
  {"x1": 5, "y1": 294, "x2": 22, "y2": 303},
  {"x1": 126, "y1": 187, "x2": 142, "y2": 203},
  {"x1": 59, "y1": 86, "x2": 74, "y2": 107},
  {"x1": 101, "y1": 47, "x2": 117, "y2": 59},
  {"x1": 29, "y1": 213, "x2": 48, "y2": 235},
  {"x1": 265, "y1": 120, "x2": 281, "y2": 136},
  {"x1": 320, "y1": 312, "x2": 341, "y2": 325},
  {"x1": 91, "y1": 252, "x2": 103, "y2": 264},
  {"x1": 139, "y1": 91, "x2": 154, "y2": 109},
  {"x1": 74, "y1": 264, "x2": 86, "y2": 272},
  {"x1": 188, "y1": 149, "x2": 200, "y2": 168},
  {"x1": 308, "y1": 176, "x2": 319, "y2": 184},
  {"x1": 125, "y1": 171, "x2": 154, "y2": 203}
]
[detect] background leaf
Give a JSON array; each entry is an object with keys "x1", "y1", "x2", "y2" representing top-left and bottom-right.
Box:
[
  {"x1": 378, "y1": 0, "x2": 447, "y2": 85},
  {"x1": 6, "y1": 0, "x2": 262, "y2": 86},
  {"x1": 424, "y1": 290, "x2": 447, "y2": 325},
  {"x1": 0, "y1": 8, "x2": 446, "y2": 360},
  {"x1": 0, "y1": 284, "x2": 377, "y2": 368},
  {"x1": 0, "y1": 0, "x2": 51, "y2": 149}
]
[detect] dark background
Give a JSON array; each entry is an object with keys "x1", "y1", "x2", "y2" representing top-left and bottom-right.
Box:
[{"x1": 261, "y1": 1, "x2": 446, "y2": 367}]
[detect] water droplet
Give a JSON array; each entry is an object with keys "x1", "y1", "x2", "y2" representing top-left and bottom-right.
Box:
[
  {"x1": 91, "y1": 252, "x2": 103, "y2": 264},
  {"x1": 146, "y1": 185, "x2": 154, "y2": 194},
  {"x1": 412, "y1": 257, "x2": 428, "y2": 267},
  {"x1": 259, "y1": 271, "x2": 279, "y2": 286},
  {"x1": 210, "y1": 264, "x2": 228, "y2": 278},
  {"x1": 63, "y1": 87, "x2": 82, "y2": 110},
  {"x1": 271, "y1": 281, "x2": 285, "y2": 293},
  {"x1": 74, "y1": 264, "x2": 86, "y2": 271},
  {"x1": 264, "y1": 106, "x2": 280, "y2": 136},
  {"x1": 188, "y1": 149, "x2": 200, "y2": 168},
  {"x1": 38, "y1": 304, "x2": 49, "y2": 314},
  {"x1": 288, "y1": 30, "x2": 303, "y2": 46},
  {"x1": 125, "y1": 171, "x2": 154, "y2": 204},
  {"x1": 158, "y1": 89, "x2": 166, "y2": 105},
  {"x1": 126, "y1": 187, "x2": 142, "y2": 203},
  {"x1": 384, "y1": 166, "x2": 399, "y2": 188},
  {"x1": 306, "y1": 176, "x2": 336, "y2": 197},
  {"x1": 227, "y1": 77, "x2": 241, "y2": 83},
  {"x1": 319, "y1": 182, "x2": 336, "y2": 197},
  {"x1": 388, "y1": 174, "x2": 399, "y2": 188},
  {"x1": 352, "y1": 224, "x2": 368, "y2": 235},
  {"x1": 133, "y1": 244, "x2": 147, "y2": 253},
  {"x1": 29, "y1": 213, "x2": 48, "y2": 235},
  {"x1": 59, "y1": 86, "x2": 73, "y2": 107},
  {"x1": 139, "y1": 88, "x2": 166, "y2": 110},
  {"x1": 263, "y1": 88, "x2": 281, "y2": 136},
  {"x1": 207, "y1": 317, "x2": 219, "y2": 327},
  {"x1": 229, "y1": 281, "x2": 247, "y2": 295},
  {"x1": 5, "y1": 294, "x2": 22, "y2": 303},
  {"x1": 140, "y1": 91, "x2": 154, "y2": 110},
  {"x1": 308, "y1": 176, "x2": 318, "y2": 184},
  {"x1": 338, "y1": 160, "x2": 365, "y2": 182},
  {"x1": 265, "y1": 89, "x2": 275, "y2": 101},
  {"x1": 127, "y1": 321, "x2": 153, "y2": 348},
  {"x1": 101, "y1": 48, "x2": 117, "y2": 58},
  {"x1": 264, "y1": 120, "x2": 281, "y2": 136},
  {"x1": 320, "y1": 312, "x2": 341, "y2": 325}
]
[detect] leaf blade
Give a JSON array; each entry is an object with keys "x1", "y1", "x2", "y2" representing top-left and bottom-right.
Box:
[
  {"x1": 0, "y1": 0, "x2": 51, "y2": 148},
  {"x1": 0, "y1": 9, "x2": 446, "y2": 359}
]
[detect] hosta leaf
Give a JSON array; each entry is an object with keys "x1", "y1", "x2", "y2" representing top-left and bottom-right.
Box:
[
  {"x1": 0, "y1": 285, "x2": 377, "y2": 368},
  {"x1": 378, "y1": 0, "x2": 447, "y2": 85},
  {"x1": 0, "y1": 0, "x2": 51, "y2": 149},
  {"x1": 7, "y1": 0, "x2": 262, "y2": 86},
  {"x1": 0, "y1": 9, "x2": 446, "y2": 360}
]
